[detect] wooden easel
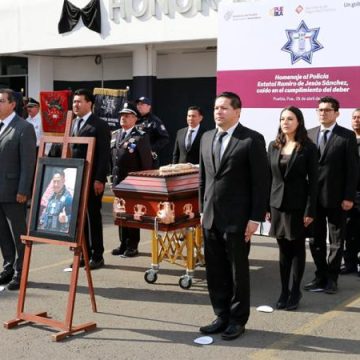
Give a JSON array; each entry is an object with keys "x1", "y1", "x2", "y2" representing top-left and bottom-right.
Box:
[{"x1": 4, "y1": 111, "x2": 97, "y2": 341}]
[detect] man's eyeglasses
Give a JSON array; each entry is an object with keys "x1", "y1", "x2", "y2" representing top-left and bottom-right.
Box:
[
  {"x1": 316, "y1": 108, "x2": 335, "y2": 113},
  {"x1": 0, "y1": 99, "x2": 9, "y2": 103}
]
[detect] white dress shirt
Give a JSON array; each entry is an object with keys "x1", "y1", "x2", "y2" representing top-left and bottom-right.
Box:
[
  {"x1": 185, "y1": 124, "x2": 200, "y2": 148},
  {"x1": 0, "y1": 111, "x2": 16, "y2": 135}
]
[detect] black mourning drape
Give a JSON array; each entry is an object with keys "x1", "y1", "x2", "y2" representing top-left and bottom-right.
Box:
[{"x1": 58, "y1": 0, "x2": 101, "y2": 34}]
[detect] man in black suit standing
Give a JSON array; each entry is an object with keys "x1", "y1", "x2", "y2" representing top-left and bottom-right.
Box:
[
  {"x1": 305, "y1": 96, "x2": 359, "y2": 294},
  {"x1": 0, "y1": 88, "x2": 36, "y2": 290},
  {"x1": 341, "y1": 108, "x2": 360, "y2": 275},
  {"x1": 71, "y1": 89, "x2": 111, "y2": 270},
  {"x1": 199, "y1": 92, "x2": 269, "y2": 340},
  {"x1": 172, "y1": 106, "x2": 206, "y2": 164}
]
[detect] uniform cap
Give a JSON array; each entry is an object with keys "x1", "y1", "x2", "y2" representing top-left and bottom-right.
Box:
[
  {"x1": 119, "y1": 102, "x2": 139, "y2": 117},
  {"x1": 25, "y1": 97, "x2": 40, "y2": 107},
  {"x1": 135, "y1": 96, "x2": 151, "y2": 105}
]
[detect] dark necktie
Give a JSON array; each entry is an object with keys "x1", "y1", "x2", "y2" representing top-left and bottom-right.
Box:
[
  {"x1": 186, "y1": 130, "x2": 194, "y2": 151},
  {"x1": 74, "y1": 118, "x2": 83, "y2": 136},
  {"x1": 319, "y1": 129, "x2": 329, "y2": 156},
  {"x1": 214, "y1": 131, "x2": 227, "y2": 171},
  {"x1": 0, "y1": 122, "x2": 4, "y2": 132},
  {"x1": 120, "y1": 131, "x2": 127, "y2": 141}
]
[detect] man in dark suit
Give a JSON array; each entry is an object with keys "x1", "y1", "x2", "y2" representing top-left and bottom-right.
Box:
[
  {"x1": 71, "y1": 89, "x2": 111, "y2": 270},
  {"x1": 305, "y1": 96, "x2": 359, "y2": 294},
  {"x1": 172, "y1": 106, "x2": 206, "y2": 164},
  {"x1": 0, "y1": 88, "x2": 36, "y2": 290},
  {"x1": 111, "y1": 102, "x2": 153, "y2": 257},
  {"x1": 341, "y1": 108, "x2": 360, "y2": 275},
  {"x1": 199, "y1": 92, "x2": 269, "y2": 340}
]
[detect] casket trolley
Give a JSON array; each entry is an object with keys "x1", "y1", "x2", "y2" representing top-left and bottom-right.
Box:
[{"x1": 112, "y1": 166, "x2": 203, "y2": 289}]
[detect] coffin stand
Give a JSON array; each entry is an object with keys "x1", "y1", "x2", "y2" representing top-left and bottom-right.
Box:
[{"x1": 112, "y1": 167, "x2": 203, "y2": 289}]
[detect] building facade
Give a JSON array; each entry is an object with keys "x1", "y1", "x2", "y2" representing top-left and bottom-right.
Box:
[{"x1": 0, "y1": 0, "x2": 237, "y2": 162}]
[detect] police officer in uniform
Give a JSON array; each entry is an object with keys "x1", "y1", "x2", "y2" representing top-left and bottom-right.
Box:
[
  {"x1": 135, "y1": 96, "x2": 169, "y2": 168},
  {"x1": 111, "y1": 102, "x2": 153, "y2": 257},
  {"x1": 39, "y1": 170, "x2": 72, "y2": 233}
]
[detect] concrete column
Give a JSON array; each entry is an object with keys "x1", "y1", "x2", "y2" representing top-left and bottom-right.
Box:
[
  {"x1": 132, "y1": 44, "x2": 157, "y2": 102},
  {"x1": 27, "y1": 56, "x2": 54, "y2": 99}
]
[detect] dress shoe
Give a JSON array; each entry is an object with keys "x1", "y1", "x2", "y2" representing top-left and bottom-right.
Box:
[
  {"x1": 111, "y1": 244, "x2": 126, "y2": 256},
  {"x1": 123, "y1": 248, "x2": 139, "y2": 258},
  {"x1": 340, "y1": 265, "x2": 357, "y2": 275},
  {"x1": 324, "y1": 279, "x2": 338, "y2": 294},
  {"x1": 286, "y1": 292, "x2": 302, "y2": 311},
  {"x1": 7, "y1": 274, "x2": 21, "y2": 291},
  {"x1": 70, "y1": 258, "x2": 85, "y2": 269},
  {"x1": 221, "y1": 324, "x2": 245, "y2": 341},
  {"x1": 303, "y1": 278, "x2": 326, "y2": 292},
  {"x1": 276, "y1": 292, "x2": 289, "y2": 310},
  {"x1": 199, "y1": 317, "x2": 228, "y2": 335},
  {"x1": 89, "y1": 258, "x2": 105, "y2": 270},
  {"x1": 0, "y1": 270, "x2": 14, "y2": 285}
]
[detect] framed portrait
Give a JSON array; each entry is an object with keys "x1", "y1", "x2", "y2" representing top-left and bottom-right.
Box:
[{"x1": 29, "y1": 157, "x2": 85, "y2": 243}]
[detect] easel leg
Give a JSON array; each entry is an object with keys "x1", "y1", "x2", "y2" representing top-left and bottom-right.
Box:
[
  {"x1": 82, "y1": 243, "x2": 97, "y2": 312},
  {"x1": 4, "y1": 240, "x2": 33, "y2": 329},
  {"x1": 17, "y1": 241, "x2": 33, "y2": 315},
  {"x1": 64, "y1": 248, "x2": 81, "y2": 330}
]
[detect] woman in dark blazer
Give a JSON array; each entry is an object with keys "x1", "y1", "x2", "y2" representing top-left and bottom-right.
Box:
[{"x1": 267, "y1": 106, "x2": 318, "y2": 310}]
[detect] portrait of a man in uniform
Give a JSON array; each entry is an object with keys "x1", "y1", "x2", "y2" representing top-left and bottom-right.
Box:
[{"x1": 38, "y1": 169, "x2": 73, "y2": 233}]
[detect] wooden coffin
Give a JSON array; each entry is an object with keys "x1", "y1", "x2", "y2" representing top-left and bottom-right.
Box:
[{"x1": 112, "y1": 167, "x2": 200, "y2": 230}]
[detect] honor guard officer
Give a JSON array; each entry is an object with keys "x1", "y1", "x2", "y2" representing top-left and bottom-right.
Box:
[
  {"x1": 111, "y1": 102, "x2": 153, "y2": 257},
  {"x1": 135, "y1": 96, "x2": 169, "y2": 168},
  {"x1": 25, "y1": 97, "x2": 42, "y2": 151}
]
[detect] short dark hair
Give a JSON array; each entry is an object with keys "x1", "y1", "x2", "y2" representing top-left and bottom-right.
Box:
[
  {"x1": 318, "y1": 96, "x2": 340, "y2": 112},
  {"x1": 53, "y1": 169, "x2": 65, "y2": 178},
  {"x1": 0, "y1": 88, "x2": 16, "y2": 103},
  {"x1": 216, "y1": 91, "x2": 242, "y2": 109},
  {"x1": 74, "y1": 88, "x2": 95, "y2": 105},
  {"x1": 187, "y1": 105, "x2": 203, "y2": 116}
]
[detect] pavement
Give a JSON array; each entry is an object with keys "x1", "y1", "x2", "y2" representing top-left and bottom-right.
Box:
[{"x1": 1, "y1": 201, "x2": 360, "y2": 360}]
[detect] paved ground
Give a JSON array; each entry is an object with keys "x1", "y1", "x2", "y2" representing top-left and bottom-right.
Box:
[{"x1": 0, "y1": 202, "x2": 360, "y2": 359}]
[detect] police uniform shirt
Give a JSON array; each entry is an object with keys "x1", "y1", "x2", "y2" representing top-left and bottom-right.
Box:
[
  {"x1": 136, "y1": 112, "x2": 169, "y2": 153},
  {"x1": 26, "y1": 112, "x2": 42, "y2": 146}
]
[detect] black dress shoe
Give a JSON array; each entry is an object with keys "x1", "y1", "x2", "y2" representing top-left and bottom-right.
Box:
[
  {"x1": 7, "y1": 274, "x2": 21, "y2": 291},
  {"x1": 0, "y1": 270, "x2": 14, "y2": 285},
  {"x1": 111, "y1": 245, "x2": 126, "y2": 256},
  {"x1": 324, "y1": 279, "x2": 338, "y2": 294},
  {"x1": 123, "y1": 249, "x2": 139, "y2": 258},
  {"x1": 221, "y1": 324, "x2": 245, "y2": 340},
  {"x1": 286, "y1": 292, "x2": 302, "y2": 311},
  {"x1": 303, "y1": 278, "x2": 326, "y2": 292},
  {"x1": 199, "y1": 318, "x2": 228, "y2": 334},
  {"x1": 70, "y1": 258, "x2": 85, "y2": 269},
  {"x1": 276, "y1": 292, "x2": 289, "y2": 310},
  {"x1": 340, "y1": 265, "x2": 357, "y2": 275},
  {"x1": 89, "y1": 258, "x2": 105, "y2": 270}
]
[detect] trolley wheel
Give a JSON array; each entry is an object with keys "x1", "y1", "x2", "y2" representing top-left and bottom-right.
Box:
[
  {"x1": 144, "y1": 270, "x2": 158, "y2": 284},
  {"x1": 179, "y1": 275, "x2": 192, "y2": 289}
]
